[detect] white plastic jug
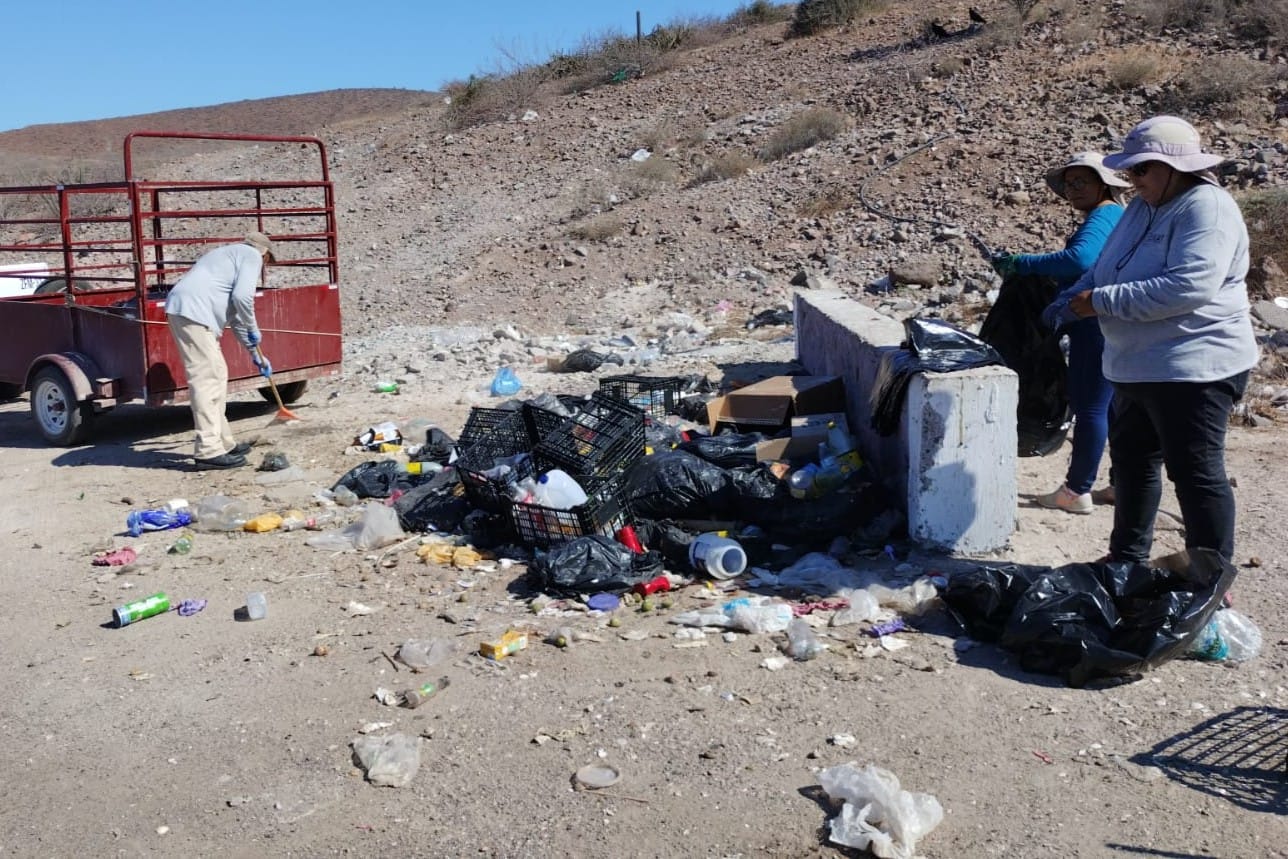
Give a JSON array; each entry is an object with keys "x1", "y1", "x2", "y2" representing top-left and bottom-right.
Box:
[
  {"x1": 688, "y1": 533, "x2": 747, "y2": 580},
  {"x1": 536, "y1": 469, "x2": 588, "y2": 510}
]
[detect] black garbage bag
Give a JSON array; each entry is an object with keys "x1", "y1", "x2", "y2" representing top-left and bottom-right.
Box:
[
  {"x1": 729, "y1": 469, "x2": 899, "y2": 545},
  {"x1": 529, "y1": 535, "x2": 664, "y2": 594},
  {"x1": 624, "y1": 450, "x2": 738, "y2": 520},
  {"x1": 675, "y1": 396, "x2": 711, "y2": 424},
  {"x1": 941, "y1": 548, "x2": 1237, "y2": 687},
  {"x1": 871, "y1": 318, "x2": 1006, "y2": 436},
  {"x1": 411, "y1": 427, "x2": 458, "y2": 465},
  {"x1": 394, "y1": 471, "x2": 469, "y2": 532},
  {"x1": 562, "y1": 349, "x2": 623, "y2": 373},
  {"x1": 627, "y1": 519, "x2": 696, "y2": 570},
  {"x1": 333, "y1": 460, "x2": 434, "y2": 499},
  {"x1": 676, "y1": 431, "x2": 770, "y2": 469},
  {"x1": 977, "y1": 274, "x2": 1071, "y2": 457},
  {"x1": 645, "y1": 420, "x2": 686, "y2": 452}
]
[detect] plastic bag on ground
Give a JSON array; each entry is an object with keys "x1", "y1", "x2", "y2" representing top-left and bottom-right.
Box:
[
  {"x1": 351, "y1": 733, "x2": 422, "y2": 788},
  {"x1": 334, "y1": 460, "x2": 432, "y2": 500},
  {"x1": 830, "y1": 589, "x2": 882, "y2": 626},
  {"x1": 1186, "y1": 607, "x2": 1262, "y2": 663},
  {"x1": 528, "y1": 536, "x2": 664, "y2": 595},
  {"x1": 940, "y1": 548, "x2": 1238, "y2": 686},
  {"x1": 490, "y1": 367, "x2": 522, "y2": 397},
  {"x1": 352, "y1": 504, "x2": 405, "y2": 550},
  {"x1": 726, "y1": 597, "x2": 793, "y2": 633},
  {"x1": 395, "y1": 638, "x2": 455, "y2": 670},
  {"x1": 818, "y1": 763, "x2": 943, "y2": 858},
  {"x1": 394, "y1": 475, "x2": 471, "y2": 533},
  {"x1": 676, "y1": 432, "x2": 769, "y2": 469}
]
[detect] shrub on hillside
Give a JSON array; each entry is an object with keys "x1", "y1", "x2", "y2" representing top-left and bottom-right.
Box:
[
  {"x1": 1164, "y1": 55, "x2": 1278, "y2": 116},
  {"x1": 789, "y1": 0, "x2": 882, "y2": 37},
  {"x1": 568, "y1": 213, "x2": 625, "y2": 242},
  {"x1": 797, "y1": 187, "x2": 853, "y2": 218},
  {"x1": 689, "y1": 151, "x2": 758, "y2": 186},
  {"x1": 1239, "y1": 188, "x2": 1288, "y2": 280},
  {"x1": 1106, "y1": 50, "x2": 1161, "y2": 92},
  {"x1": 757, "y1": 108, "x2": 848, "y2": 161},
  {"x1": 730, "y1": 0, "x2": 795, "y2": 27},
  {"x1": 1139, "y1": 0, "x2": 1229, "y2": 31}
]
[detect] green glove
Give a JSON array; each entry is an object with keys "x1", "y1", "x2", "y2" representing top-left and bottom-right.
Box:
[{"x1": 990, "y1": 253, "x2": 1020, "y2": 279}]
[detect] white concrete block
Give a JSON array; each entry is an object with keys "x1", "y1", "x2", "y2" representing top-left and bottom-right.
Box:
[
  {"x1": 905, "y1": 367, "x2": 1017, "y2": 552},
  {"x1": 794, "y1": 289, "x2": 1018, "y2": 553}
]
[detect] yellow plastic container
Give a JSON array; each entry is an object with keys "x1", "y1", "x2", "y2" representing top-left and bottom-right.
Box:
[{"x1": 243, "y1": 513, "x2": 284, "y2": 533}]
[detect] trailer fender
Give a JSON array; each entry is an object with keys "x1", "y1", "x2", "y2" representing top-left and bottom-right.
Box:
[{"x1": 25, "y1": 352, "x2": 101, "y2": 404}]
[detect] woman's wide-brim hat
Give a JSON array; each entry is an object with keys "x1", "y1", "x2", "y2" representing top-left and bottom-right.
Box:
[
  {"x1": 1102, "y1": 115, "x2": 1225, "y2": 178},
  {"x1": 1044, "y1": 151, "x2": 1131, "y2": 198}
]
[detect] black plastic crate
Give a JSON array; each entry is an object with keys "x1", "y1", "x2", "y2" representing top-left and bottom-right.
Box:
[
  {"x1": 507, "y1": 472, "x2": 630, "y2": 548},
  {"x1": 598, "y1": 374, "x2": 685, "y2": 419},
  {"x1": 457, "y1": 395, "x2": 586, "y2": 451},
  {"x1": 455, "y1": 411, "x2": 539, "y2": 513},
  {"x1": 532, "y1": 391, "x2": 645, "y2": 478}
]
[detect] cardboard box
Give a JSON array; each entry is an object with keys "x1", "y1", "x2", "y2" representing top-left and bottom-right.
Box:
[
  {"x1": 706, "y1": 375, "x2": 846, "y2": 434},
  {"x1": 754, "y1": 412, "x2": 850, "y2": 463}
]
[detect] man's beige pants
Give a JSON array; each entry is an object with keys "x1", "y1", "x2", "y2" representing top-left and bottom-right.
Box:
[{"x1": 168, "y1": 314, "x2": 236, "y2": 460}]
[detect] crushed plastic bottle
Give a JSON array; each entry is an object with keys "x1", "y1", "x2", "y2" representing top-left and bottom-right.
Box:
[
  {"x1": 193, "y1": 495, "x2": 252, "y2": 532},
  {"x1": 785, "y1": 617, "x2": 825, "y2": 660}
]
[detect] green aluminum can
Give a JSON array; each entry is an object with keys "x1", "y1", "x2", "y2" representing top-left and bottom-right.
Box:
[{"x1": 113, "y1": 592, "x2": 170, "y2": 628}]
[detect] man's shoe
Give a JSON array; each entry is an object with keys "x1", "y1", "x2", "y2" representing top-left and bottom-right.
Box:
[
  {"x1": 231, "y1": 441, "x2": 253, "y2": 457},
  {"x1": 1037, "y1": 484, "x2": 1093, "y2": 514},
  {"x1": 195, "y1": 452, "x2": 248, "y2": 470},
  {"x1": 1090, "y1": 485, "x2": 1115, "y2": 505}
]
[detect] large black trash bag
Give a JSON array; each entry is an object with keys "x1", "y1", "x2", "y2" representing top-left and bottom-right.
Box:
[
  {"x1": 977, "y1": 273, "x2": 1071, "y2": 457},
  {"x1": 334, "y1": 460, "x2": 433, "y2": 499},
  {"x1": 631, "y1": 519, "x2": 696, "y2": 569},
  {"x1": 394, "y1": 471, "x2": 469, "y2": 532},
  {"x1": 624, "y1": 450, "x2": 738, "y2": 520},
  {"x1": 529, "y1": 536, "x2": 664, "y2": 595},
  {"x1": 676, "y1": 431, "x2": 770, "y2": 469},
  {"x1": 941, "y1": 549, "x2": 1237, "y2": 687},
  {"x1": 411, "y1": 427, "x2": 458, "y2": 465},
  {"x1": 729, "y1": 469, "x2": 899, "y2": 545},
  {"x1": 871, "y1": 318, "x2": 1006, "y2": 436}
]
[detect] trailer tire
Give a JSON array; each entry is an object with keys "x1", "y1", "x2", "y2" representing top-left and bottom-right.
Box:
[
  {"x1": 258, "y1": 380, "x2": 307, "y2": 405},
  {"x1": 31, "y1": 366, "x2": 92, "y2": 445}
]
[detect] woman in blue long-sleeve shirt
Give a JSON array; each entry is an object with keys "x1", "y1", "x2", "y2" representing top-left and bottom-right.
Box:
[{"x1": 993, "y1": 152, "x2": 1128, "y2": 513}]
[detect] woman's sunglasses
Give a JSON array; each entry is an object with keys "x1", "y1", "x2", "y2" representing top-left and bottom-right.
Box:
[{"x1": 1128, "y1": 162, "x2": 1155, "y2": 178}]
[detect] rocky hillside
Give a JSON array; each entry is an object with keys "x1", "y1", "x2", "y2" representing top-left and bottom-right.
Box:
[{"x1": 3, "y1": 1, "x2": 1287, "y2": 348}]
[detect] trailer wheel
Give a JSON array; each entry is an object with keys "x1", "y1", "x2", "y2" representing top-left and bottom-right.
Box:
[
  {"x1": 258, "y1": 380, "x2": 307, "y2": 405},
  {"x1": 31, "y1": 366, "x2": 92, "y2": 445},
  {"x1": 0, "y1": 382, "x2": 21, "y2": 401}
]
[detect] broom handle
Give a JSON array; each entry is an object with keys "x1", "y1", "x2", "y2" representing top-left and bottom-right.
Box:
[{"x1": 254, "y1": 346, "x2": 288, "y2": 411}]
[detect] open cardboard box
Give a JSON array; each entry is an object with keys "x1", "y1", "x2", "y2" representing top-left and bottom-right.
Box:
[{"x1": 706, "y1": 375, "x2": 848, "y2": 462}]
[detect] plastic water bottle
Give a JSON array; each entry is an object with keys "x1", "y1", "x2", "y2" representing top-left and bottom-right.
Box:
[
  {"x1": 536, "y1": 470, "x2": 588, "y2": 509},
  {"x1": 688, "y1": 533, "x2": 747, "y2": 579},
  {"x1": 788, "y1": 463, "x2": 820, "y2": 500},
  {"x1": 826, "y1": 421, "x2": 853, "y2": 456},
  {"x1": 402, "y1": 676, "x2": 450, "y2": 708}
]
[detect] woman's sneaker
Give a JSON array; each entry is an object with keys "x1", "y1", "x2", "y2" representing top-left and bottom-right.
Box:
[{"x1": 1037, "y1": 484, "x2": 1093, "y2": 514}]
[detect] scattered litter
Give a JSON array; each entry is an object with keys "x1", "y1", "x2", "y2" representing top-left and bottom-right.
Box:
[
  {"x1": 373, "y1": 688, "x2": 404, "y2": 707},
  {"x1": 395, "y1": 638, "x2": 454, "y2": 670},
  {"x1": 818, "y1": 763, "x2": 943, "y2": 857},
  {"x1": 345, "y1": 601, "x2": 378, "y2": 616},
  {"x1": 829, "y1": 734, "x2": 858, "y2": 748},
  {"x1": 358, "y1": 721, "x2": 394, "y2": 735},
  {"x1": 92, "y1": 546, "x2": 138, "y2": 567},
  {"x1": 351, "y1": 733, "x2": 421, "y2": 788},
  {"x1": 761, "y1": 655, "x2": 790, "y2": 671},
  {"x1": 575, "y1": 763, "x2": 622, "y2": 789}
]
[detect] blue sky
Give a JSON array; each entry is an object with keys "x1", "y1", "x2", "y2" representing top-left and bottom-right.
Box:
[{"x1": 3, "y1": 0, "x2": 761, "y2": 132}]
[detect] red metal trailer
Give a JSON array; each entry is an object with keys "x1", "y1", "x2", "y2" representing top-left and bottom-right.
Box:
[{"x1": 0, "y1": 131, "x2": 342, "y2": 444}]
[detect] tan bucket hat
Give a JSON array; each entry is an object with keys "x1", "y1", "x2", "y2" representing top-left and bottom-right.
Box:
[
  {"x1": 1045, "y1": 151, "x2": 1132, "y2": 200},
  {"x1": 244, "y1": 231, "x2": 277, "y2": 260}
]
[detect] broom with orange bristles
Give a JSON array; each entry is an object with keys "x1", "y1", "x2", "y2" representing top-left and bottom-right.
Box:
[{"x1": 255, "y1": 346, "x2": 302, "y2": 423}]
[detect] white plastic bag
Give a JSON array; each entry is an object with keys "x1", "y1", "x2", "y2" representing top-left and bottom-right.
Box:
[
  {"x1": 396, "y1": 637, "x2": 455, "y2": 670},
  {"x1": 831, "y1": 589, "x2": 881, "y2": 626},
  {"x1": 351, "y1": 733, "x2": 422, "y2": 788},
  {"x1": 818, "y1": 763, "x2": 943, "y2": 859},
  {"x1": 352, "y1": 503, "x2": 405, "y2": 550}
]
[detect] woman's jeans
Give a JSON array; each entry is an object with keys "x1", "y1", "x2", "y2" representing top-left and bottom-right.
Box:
[
  {"x1": 1108, "y1": 371, "x2": 1249, "y2": 562},
  {"x1": 1064, "y1": 319, "x2": 1112, "y2": 495}
]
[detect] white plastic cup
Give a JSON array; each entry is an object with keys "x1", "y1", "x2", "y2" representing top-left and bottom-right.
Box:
[
  {"x1": 689, "y1": 533, "x2": 747, "y2": 580},
  {"x1": 246, "y1": 592, "x2": 268, "y2": 621}
]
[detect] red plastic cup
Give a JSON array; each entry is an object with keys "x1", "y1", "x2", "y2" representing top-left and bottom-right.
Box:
[{"x1": 615, "y1": 525, "x2": 644, "y2": 554}]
